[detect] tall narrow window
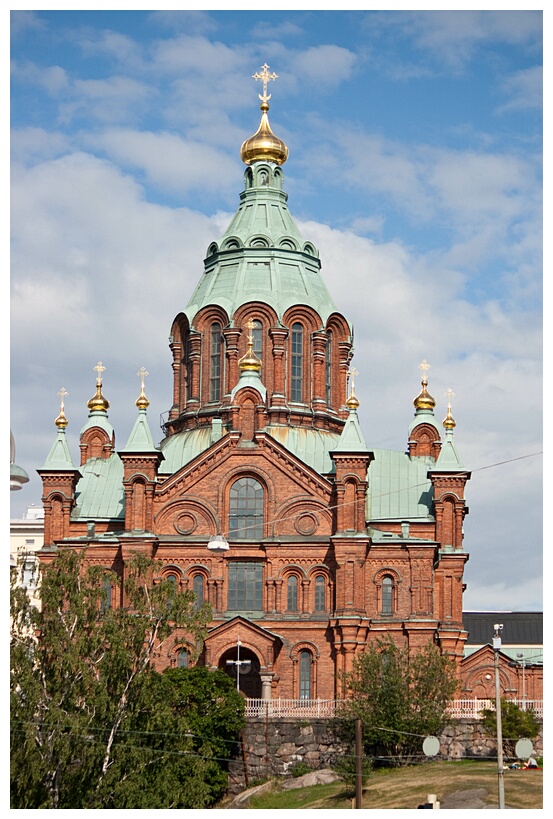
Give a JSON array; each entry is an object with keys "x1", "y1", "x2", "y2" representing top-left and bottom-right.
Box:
[
  {"x1": 101, "y1": 574, "x2": 112, "y2": 614},
  {"x1": 185, "y1": 337, "x2": 192, "y2": 401},
  {"x1": 193, "y1": 574, "x2": 204, "y2": 608},
  {"x1": 325, "y1": 331, "x2": 332, "y2": 405},
  {"x1": 287, "y1": 575, "x2": 298, "y2": 611},
  {"x1": 252, "y1": 323, "x2": 262, "y2": 362},
  {"x1": 291, "y1": 323, "x2": 303, "y2": 402},
  {"x1": 299, "y1": 651, "x2": 311, "y2": 700},
  {"x1": 382, "y1": 575, "x2": 393, "y2": 614},
  {"x1": 314, "y1": 575, "x2": 326, "y2": 612},
  {"x1": 227, "y1": 562, "x2": 263, "y2": 611},
  {"x1": 210, "y1": 322, "x2": 222, "y2": 401},
  {"x1": 229, "y1": 477, "x2": 264, "y2": 539},
  {"x1": 177, "y1": 649, "x2": 189, "y2": 668}
]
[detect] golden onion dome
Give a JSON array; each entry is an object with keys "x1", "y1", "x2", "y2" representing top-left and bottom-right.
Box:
[
  {"x1": 443, "y1": 405, "x2": 456, "y2": 430},
  {"x1": 240, "y1": 101, "x2": 288, "y2": 166},
  {"x1": 55, "y1": 408, "x2": 68, "y2": 429},
  {"x1": 87, "y1": 362, "x2": 110, "y2": 413},
  {"x1": 346, "y1": 392, "x2": 360, "y2": 411},
  {"x1": 413, "y1": 377, "x2": 436, "y2": 412}
]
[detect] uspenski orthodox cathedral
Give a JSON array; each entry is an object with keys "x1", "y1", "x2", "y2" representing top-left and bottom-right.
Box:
[{"x1": 38, "y1": 66, "x2": 470, "y2": 701}]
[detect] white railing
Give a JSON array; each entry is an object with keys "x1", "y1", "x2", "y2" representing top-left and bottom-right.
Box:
[
  {"x1": 245, "y1": 698, "x2": 543, "y2": 720},
  {"x1": 447, "y1": 698, "x2": 543, "y2": 720},
  {"x1": 245, "y1": 698, "x2": 341, "y2": 718}
]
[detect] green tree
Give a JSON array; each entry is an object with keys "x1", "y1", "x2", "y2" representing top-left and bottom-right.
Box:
[
  {"x1": 338, "y1": 637, "x2": 458, "y2": 766},
  {"x1": 481, "y1": 699, "x2": 541, "y2": 759},
  {"x1": 10, "y1": 548, "x2": 242, "y2": 808}
]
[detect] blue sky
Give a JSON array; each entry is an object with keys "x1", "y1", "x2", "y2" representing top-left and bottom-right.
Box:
[{"x1": 9, "y1": 6, "x2": 543, "y2": 612}]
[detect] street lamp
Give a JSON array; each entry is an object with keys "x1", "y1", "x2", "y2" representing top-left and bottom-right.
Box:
[
  {"x1": 226, "y1": 638, "x2": 252, "y2": 692},
  {"x1": 208, "y1": 534, "x2": 229, "y2": 553},
  {"x1": 493, "y1": 623, "x2": 505, "y2": 810}
]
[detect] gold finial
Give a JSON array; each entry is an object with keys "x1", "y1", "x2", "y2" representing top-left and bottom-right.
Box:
[
  {"x1": 413, "y1": 359, "x2": 436, "y2": 411},
  {"x1": 238, "y1": 319, "x2": 262, "y2": 372},
  {"x1": 240, "y1": 64, "x2": 288, "y2": 166},
  {"x1": 55, "y1": 387, "x2": 69, "y2": 428},
  {"x1": 443, "y1": 388, "x2": 456, "y2": 430},
  {"x1": 346, "y1": 367, "x2": 360, "y2": 409},
  {"x1": 136, "y1": 367, "x2": 150, "y2": 409},
  {"x1": 87, "y1": 361, "x2": 110, "y2": 412}
]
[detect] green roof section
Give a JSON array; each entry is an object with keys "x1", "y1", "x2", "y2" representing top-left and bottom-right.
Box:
[
  {"x1": 331, "y1": 406, "x2": 370, "y2": 454},
  {"x1": 430, "y1": 427, "x2": 466, "y2": 471},
  {"x1": 367, "y1": 449, "x2": 435, "y2": 520},
  {"x1": 121, "y1": 407, "x2": 159, "y2": 453},
  {"x1": 159, "y1": 426, "x2": 216, "y2": 475},
  {"x1": 71, "y1": 455, "x2": 125, "y2": 521},
  {"x1": 266, "y1": 425, "x2": 340, "y2": 475},
  {"x1": 41, "y1": 428, "x2": 77, "y2": 471},
  {"x1": 185, "y1": 162, "x2": 341, "y2": 327}
]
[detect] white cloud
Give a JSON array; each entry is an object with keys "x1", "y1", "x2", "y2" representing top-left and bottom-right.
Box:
[
  {"x1": 497, "y1": 65, "x2": 543, "y2": 113},
  {"x1": 90, "y1": 129, "x2": 239, "y2": 196},
  {"x1": 290, "y1": 45, "x2": 357, "y2": 88}
]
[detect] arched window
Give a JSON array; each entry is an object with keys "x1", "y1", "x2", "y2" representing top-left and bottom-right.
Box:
[
  {"x1": 291, "y1": 322, "x2": 304, "y2": 402},
  {"x1": 325, "y1": 331, "x2": 332, "y2": 405},
  {"x1": 193, "y1": 574, "x2": 204, "y2": 608},
  {"x1": 100, "y1": 574, "x2": 112, "y2": 614},
  {"x1": 314, "y1": 575, "x2": 326, "y2": 612},
  {"x1": 177, "y1": 649, "x2": 189, "y2": 668},
  {"x1": 287, "y1": 575, "x2": 298, "y2": 611},
  {"x1": 229, "y1": 477, "x2": 264, "y2": 539},
  {"x1": 252, "y1": 322, "x2": 262, "y2": 366},
  {"x1": 210, "y1": 322, "x2": 222, "y2": 401},
  {"x1": 299, "y1": 650, "x2": 311, "y2": 700},
  {"x1": 382, "y1": 575, "x2": 393, "y2": 615}
]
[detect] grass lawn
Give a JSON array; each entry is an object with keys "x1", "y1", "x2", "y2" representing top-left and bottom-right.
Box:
[{"x1": 247, "y1": 760, "x2": 543, "y2": 809}]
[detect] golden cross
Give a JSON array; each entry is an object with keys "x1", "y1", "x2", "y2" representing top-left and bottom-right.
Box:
[
  {"x1": 419, "y1": 359, "x2": 430, "y2": 381},
  {"x1": 253, "y1": 63, "x2": 278, "y2": 103},
  {"x1": 57, "y1": 387, "x2": 68, "y2": 410},
  {"x1": 137, "y1": 367, "x2": 149, "y2": 392},
  {"x1": 244, "y1": 318, "x2": 258, "y2": 345},
  {"x1": 347, "y1": 367, "x2": 359, "y2": 392},
  {"x1": 94, "y1": 361, "x2": 106, "y2": 384},
  {"x1": 444, "y1": 387, "x2": 455, "y2": 409}
]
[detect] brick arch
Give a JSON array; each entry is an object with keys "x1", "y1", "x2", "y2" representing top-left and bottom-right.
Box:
[
  {"x1": 154, "y1": 496, "x2": 219, "y2": 537},
  {"x1": 408, "y1": 422, "x2": 441, "y2": 458},
  {"x1": 279, "y1": 564, "x2": 308, "y2": 580},
  {"x1": 218, "y1": 464, "x2": 275, "y2": 517},
  {"x1": 282, "y1": 305, "x2": 323, "y2": 334},
  {"x1": 374, "y1": 567, "x2": 401, "y2": 616},
  {"x1": 273, "y1": 496, "x2": 332, "y2": 537}
]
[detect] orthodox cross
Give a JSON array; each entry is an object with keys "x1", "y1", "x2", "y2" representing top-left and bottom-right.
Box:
[
  {"x1": 253, "y1": 63, "x2": 278, "y2": 102},
  {"x1": 244, "y1": 318, "x2": 258, "y2": 346},
  {"x1": 57, "y1": 386, "x2": 68, "y2": 411},
  {"x1": 346, "y1": 366, "x2": 359, "y2": 394},
  {"x1": 137, "y1": 366, "x2": 149, "y2": 393},
  {"x1": 419, "y1": 359, "x2": 430, "y2": 381},
  {"x1": 94, "y1": 361, "x2": 106, "y2": 385},
  {"x1": 444, "y1": 387, "x2": 455, "y2": 410}
]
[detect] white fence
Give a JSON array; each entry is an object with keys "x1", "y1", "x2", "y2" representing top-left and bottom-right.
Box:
[{"x1": 245, "y1": 698, "x2": 543, "y2": 720}]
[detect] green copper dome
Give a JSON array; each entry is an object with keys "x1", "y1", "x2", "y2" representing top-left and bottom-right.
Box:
[{"x1": 184, "y1": 104, "x2": 339, "y2": 327}]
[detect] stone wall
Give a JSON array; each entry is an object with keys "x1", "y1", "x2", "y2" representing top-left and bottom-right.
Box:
[{"x1": 227, "y1": 717, "x2": 543, "y2": 794}]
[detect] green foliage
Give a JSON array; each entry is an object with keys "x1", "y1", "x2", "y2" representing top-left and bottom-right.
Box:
[
  {"x1": 334, "y1": 754, "x2": 372, "y2": 797},
  {"x1": 337, "y1": 637, "x2": 458, "y2": 766},
  {"x1": 10, "y1": 549, "x2": 243, "y2": 808},
  {"x1": 289, "y1": 761, "x2": 312, "y2": 777},
  {"x1": 481, "y1": 699, "x2": 541, "y2": 758}
]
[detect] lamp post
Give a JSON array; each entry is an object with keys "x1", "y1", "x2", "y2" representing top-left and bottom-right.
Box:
[
  {"x1": 226, "y1": 638, "x2": 252, "y2": 693},
  {"x1": 493, "y1": 623, "x2": 505, "y2": 810}
]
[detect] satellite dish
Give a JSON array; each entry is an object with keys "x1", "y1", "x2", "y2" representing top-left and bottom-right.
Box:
[
  {"x1": 423, "y1": 736, "x2": 440, "y2": 757},
  {"x1": 515, "y1": 739, "x2": 534, "y2": 760}
]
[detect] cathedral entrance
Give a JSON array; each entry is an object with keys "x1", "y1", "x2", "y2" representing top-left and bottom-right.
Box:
[{"x1": 219, "y1": 645, "x2": 261, "y2": 698}]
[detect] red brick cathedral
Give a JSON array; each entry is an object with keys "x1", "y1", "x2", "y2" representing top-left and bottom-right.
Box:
[{"x1": 38, "y1": 67, "x2": 470, "y2": 701}]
